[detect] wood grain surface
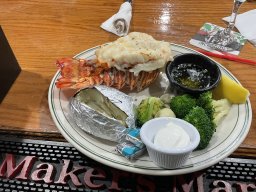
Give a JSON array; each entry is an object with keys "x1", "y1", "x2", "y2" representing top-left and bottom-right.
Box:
[{"x1": 0, "y1": 0, "x2": 255, "y2": 157}]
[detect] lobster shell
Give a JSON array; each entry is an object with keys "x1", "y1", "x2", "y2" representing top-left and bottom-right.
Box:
[{"x1": 55, "y1": 58, "x2": 160, "y2": 91}]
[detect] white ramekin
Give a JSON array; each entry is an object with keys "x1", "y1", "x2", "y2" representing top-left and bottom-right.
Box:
[{"x1": 140, "y1": 117, "x2": 200, "y2": 169}]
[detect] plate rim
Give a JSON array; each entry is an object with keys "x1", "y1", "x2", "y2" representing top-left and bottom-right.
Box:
[{"x1": 48, "y1": 43, "x2": 252, "y2": 176}]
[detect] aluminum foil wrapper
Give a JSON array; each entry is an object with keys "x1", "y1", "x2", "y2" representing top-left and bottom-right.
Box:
[{"x1": 69, "y1": 85, "x2": 136, "y2": 142}]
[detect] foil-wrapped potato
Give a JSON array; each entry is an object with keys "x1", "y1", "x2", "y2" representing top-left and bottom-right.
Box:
[{"x1": 69, "y1": 86, "x2": 136, "y2": 142}]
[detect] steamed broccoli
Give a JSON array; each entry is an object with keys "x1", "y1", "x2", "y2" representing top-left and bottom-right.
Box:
[
  {"x1": 136, "y1": 97, "x2": 164, "y2": 127},
  {"x1": 197, "y1": 91, "x2": 232, "y2": 126},
  {"x1": 169, "y1": 94, "x2": 197, "y2": 118},
  {"x1": 197, "y1": 91, "x2": 215, "y2": 120},
  {"x1": 184, "y1": 106, "x2": 215, "y2": 150}
]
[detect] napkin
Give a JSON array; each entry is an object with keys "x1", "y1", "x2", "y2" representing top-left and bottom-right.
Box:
[
  {"x1": 100, "y1": 2, "x2": 132, "y2": 36},
  {"x1": 223, "y1": 9, "x2": 256, "y2": 46}
]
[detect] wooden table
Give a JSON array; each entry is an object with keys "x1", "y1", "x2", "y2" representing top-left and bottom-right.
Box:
[{"x1": 0, "y1": 0, "x2": 255, "y2": 158}]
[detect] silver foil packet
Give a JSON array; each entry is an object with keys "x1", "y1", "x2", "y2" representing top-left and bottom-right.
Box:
[
  {"x1": 116, "y1": 141, "x2": 146, "y2": 160},
  {"x1": 69, "y1": 85, "x2": 136, "y2": 142},
  {"x1": 116, "y1": 128, "x2": 145, "y2": 160},
  {"x1": 125, "y1": 128, "x2": 144, "y2": 148}
]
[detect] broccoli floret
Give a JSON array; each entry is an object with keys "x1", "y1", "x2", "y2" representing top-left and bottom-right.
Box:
[
  {"x1": 213, "y1": 99, "x2": 232, "y2": 125},
  {"x1": 197, "y1": 91, "x2": 214, "y2": 120},
  {"x1": 136, "y1": 97, "x2": 164, "y2": 127},
  {"x1": 184, "y1": 106, "x2": 215, "y2": 150},
  {"x1": 170, "y1": 94, "x2": 197, "y2": 118}
]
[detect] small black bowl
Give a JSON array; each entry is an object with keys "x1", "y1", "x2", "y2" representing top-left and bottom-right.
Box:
[{"x1": 165, "y1": 53, "x2": 221, "y2": 95}]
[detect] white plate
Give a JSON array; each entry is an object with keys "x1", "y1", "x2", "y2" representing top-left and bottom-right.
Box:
[{"x1": 48, "y1": 43, "x2": 252, "y2": 176}]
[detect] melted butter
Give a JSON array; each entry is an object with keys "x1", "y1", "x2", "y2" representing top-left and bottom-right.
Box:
[
  {"x1": 154, "y1": 122, "x2": 190, "y2": 149},
  {"x1": 171, "y1": 63, "x2": 211, "y2": 89},
  {"x1": 179, "y1": 77, "x2": 200, "y2": 89}
]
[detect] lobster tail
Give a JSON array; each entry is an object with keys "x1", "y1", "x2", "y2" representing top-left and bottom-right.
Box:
[{"x1": 55, "y1": 58, "x2": 160, "y2": 91}]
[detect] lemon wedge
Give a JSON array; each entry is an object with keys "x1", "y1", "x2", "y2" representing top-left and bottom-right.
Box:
[{"x1": 212, "y1": 74, "x2": 250, "y2": 104}]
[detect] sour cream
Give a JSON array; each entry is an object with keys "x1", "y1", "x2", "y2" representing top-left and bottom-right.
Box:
[{"x1": 154, "y1": 122, "x2": 190, "y2": 149}]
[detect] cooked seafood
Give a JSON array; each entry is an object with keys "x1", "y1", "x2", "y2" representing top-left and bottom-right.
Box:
[
  {"x1": 55, "y1": 57, "x2": 160, "y2": 91},
  {"x1": 56, "y1": 32, "x2": 173, "y2": 91}
]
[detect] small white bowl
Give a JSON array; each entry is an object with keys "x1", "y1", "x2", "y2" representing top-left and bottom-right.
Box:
[{"x1": 140, "y1": 117, "x2": 200, "y2": 169}]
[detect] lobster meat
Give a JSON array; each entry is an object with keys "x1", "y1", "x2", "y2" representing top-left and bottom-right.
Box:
[{"x1": 55, "y1": 32, "x2": 173, "y2": 91}]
